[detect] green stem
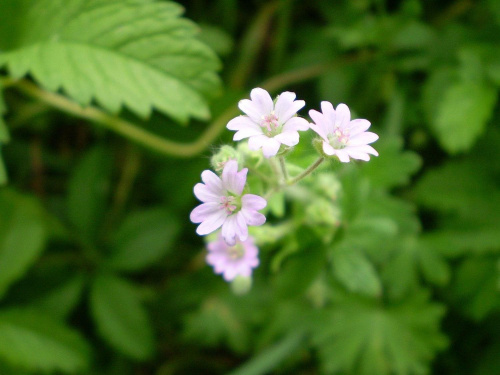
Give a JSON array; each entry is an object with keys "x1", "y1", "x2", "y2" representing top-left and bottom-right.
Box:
[
  {"x1": 7, "y1": 78, "x2": 238, "y2": 158},
  {"x1": 268, "y1": 157, "x2": 281, "y2": 180},
  {"x1": 287, "y1": 157, "x2": 325, "y2": 185},
  {"x1": 0, "y1": 51, "x2": 372, "y2": 159},
  {"x1": 278, "y1": 156, "x2": 288, "y2": 181},
  {"x1": 228, "y1": 1, "x2": 278, "y2": 89}
]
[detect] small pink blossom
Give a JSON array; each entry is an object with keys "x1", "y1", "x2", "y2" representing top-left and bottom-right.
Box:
[
  {"x1": 309, "y1": 102, "x2": 379, "y2": 162},
  {"x1": 206, "y1": 234, "x2": 259, "y2": 281},
  {"x1": 190, "y1": 160, "x2": 267, "y2": 246},
  {"x1": 227, "y1": 88, "x2": 309, "y2": 158}
]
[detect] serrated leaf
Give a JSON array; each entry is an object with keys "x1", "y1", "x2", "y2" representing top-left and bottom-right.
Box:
[
  {"x1": 361, "y1": 137, "x2": 421, "y2": 188},
  {"x1": 0, "y1": 190, "x2": 46, "y2": 298},
  {"x1": 108, "y1": 208, "x2": 180, "y2": 271},
  {"x1": 383, "y1": 236, "x2": 451, "y2": 298},
  {"x1": 0, "y1": 0, "x2": 221, "y2": 123},
  {"x1": 67, "y1": 146, "x2": 112, "y2": 240},
  {"x1": 312, "y1": 292, "x2": 447, "y2": 375},
  {"x1": 331, "y1": 245, "x2": 382, "y2": 297},
  {"x1": 0, "y1": 309, "x2": 90, "y2": 373},
  {"x1": 433, "y1": 81, "x2": 497, "y2": 153},
  {"x1": 90, "y1": 273, "x2": 154, "y2": 360}
]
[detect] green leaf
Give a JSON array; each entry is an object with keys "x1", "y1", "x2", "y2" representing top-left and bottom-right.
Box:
[
  {"x1": 0, "y1": 309, "x2": 90, "y2": 373},
  {"x1": 0, "y1": 148, "x2": 7, "y2": 186},
  {"x1": 433, "y1": 81, "x2": 497, "y2": 153},
  {"x1": 31, "y1": 275, "x2": 86, "y2": 321},
  {"x1": 331, "y1": 245, "x2": 382, "y2": 297},
  {"x1": 312, "y1": 292, "x2": 447, "y2": 375},
  {"x1": 361, "y1": 137, "x2": 421, "y2": 189},
  {"x1": 0, "y1": 0, "x2": 221, "y2": 123},
  {"x1": 228, "y1": 330, "x2": 306, "y2": 375},
  {"x1": 451, "y1": 257, "x2": 500, "y2": 320},
  {"x1": 383, "y1": 238, "x2": 450, "y2": 298},
  {"x1": 90, "y1": 273, "x2": 154, "y2": 360},
  {"x1": 267, "y1": 190, "x2": 285, "y2": 218},
  {"x1": 0, "y1": 90, "x2": 10, "y2": 143},
  {"x1": 108, "y1": 208, "x2": 180, "y2": 271},
  {"x1": 67, "y1": 146, "x2": 112, "y2": 240},
  {"x1": 0, "y1": 190, "x2": 46, "y2": 298}
]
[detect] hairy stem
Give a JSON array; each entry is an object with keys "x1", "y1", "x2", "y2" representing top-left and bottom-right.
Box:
[
  {"x1": 287, "y1": 157, "x2": 325, "y2": 185},
  {"x1": 278, "y1": 156, "x2": 288, "y2": 181},
  {"x1": 0, "y1": 50, "x2": 372, "y2": 158}
]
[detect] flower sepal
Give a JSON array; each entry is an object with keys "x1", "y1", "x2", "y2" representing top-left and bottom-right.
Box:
[{"x1": 230, "y1": 275, "x2": 253, "y2": 295}]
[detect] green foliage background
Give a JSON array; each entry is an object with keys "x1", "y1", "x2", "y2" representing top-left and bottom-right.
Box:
[{"x1": 0, "y1": 0, "x2": 499, "y2": 374}]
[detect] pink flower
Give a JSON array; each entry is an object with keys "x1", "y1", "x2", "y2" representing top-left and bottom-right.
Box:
[
  {"x1": 206, "y1": 234, "x2": 259, "y2": 281},
  {"x1": 309, "y1": 102, "x2": 379, "y2": 162},
  {"x1": 190, "y1": 160, "x2": 267, "y2": 246},
  {"x1": 227, "y1": 88, "x2": 309, "y2": 158}
]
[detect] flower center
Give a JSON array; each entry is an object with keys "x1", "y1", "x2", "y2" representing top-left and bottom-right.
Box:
[
  {"x1": 227, "y1": 243, "x2": 245, "y2": 260},
  {"x1": 328, "y1": 127, "x2": 350, "y2": 149},
  {"x1": 260, "y1": 112, "x2": 281, "y2": 137},
  {"x1": 220, "y1": 195, "x2": 238, "y2": 215}
]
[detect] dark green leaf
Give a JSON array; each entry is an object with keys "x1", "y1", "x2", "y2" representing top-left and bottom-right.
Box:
[
  {"x1": 0, "y1": 0, "x2": 221, "y2": 123},
  {"x1": 67, "y1": 146, "x2": 112, "y2": 240},
  {"x1": 0, "y1": 190, "x2": 46, "y2": 297},
  {"x1": 108, "y1": 208, "x2": 180, "y2": 271},
  {"x1": 0, "y1": 309, "x2": 90, "y2": 373},
  {"x1": 433, "y1": 81, "x2": 497, "y2": 153},
  {"x1": 90, "y1": 273, "x2": 154, "y2": 360}
]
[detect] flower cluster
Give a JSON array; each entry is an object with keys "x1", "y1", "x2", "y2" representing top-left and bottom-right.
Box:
[{"x1": 191, "y1": 88, "x2": 379, "y2": 286}]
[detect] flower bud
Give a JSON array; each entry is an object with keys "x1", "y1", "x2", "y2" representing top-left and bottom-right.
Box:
[
  {"x1": 210, "y1": 145, "x2": 239, "y2": 172},
  {"x1": 231, "y1": 275, "x2": 253, "y2": 295},
  {"x1": 305, "y1": 197, "x2": 341, "y2": 227}
]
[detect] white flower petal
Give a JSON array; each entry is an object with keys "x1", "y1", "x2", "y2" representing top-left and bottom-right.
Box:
[
  {"x1": 346, "y1": 148, "x2": 370, "y2": 161},
  {"x1": 336, "y1": 150, "x2": 350, "y2": 163},
  {"x1": 235, "y1": 212, "x2": 249, "y2": 241},
  {"x1": 351, "y1": 144, "x2": 379, "y2": 156},
  {"x1": 335, "y1": 103, "x2": 351, "y2": 127},
  {"x1": 196, "y1": 209, "x2": 227, "y2": 235},
  {"x1": 193, "y1": 183, "x2": 220, "y2": 202},
  {"x1": 248, "y1": 134, "x2": 269, "y2": 151},
  {"x1": 349, "y1": 119, "x2": 371, "y2": 135},
  {"x1": 238, "y1": 99, "x2": 263, "y2": 122},
  {"x1": 349, "y1": 132, "x2": 379, "y2": 146},
  {"x1": 282, "y1": 117, "x2": 309, "y2": 132},
  {"x1": 233, "y1": 126, "x2": 263, "y2": 141},
  {"x1": 275, "y1": 91, "x2": 305, "y2": 123},
  {"x1": 322, "y1": 142, "x2": 336, "y2": 156},
  {"x1": 227, "y1": 115, "x2": 258, "y2": 130},
  {"x1": 309, "y1": 124, "x2": 328, "y2": 141},
  {"x1": 241, "y1": 194, "x2": 267, "y2": 210},
  {"x1": 261, "y1": 138, "x2": 281, "y2": 158},
  {"x1": 201, "y1": 170, "x2": 223, "y2": 194},
  {"x1": 222, "y1": 160, "x2": 247, "y2": 195},
  {"x1": 221, "y1": 216, "x2": 238, "y2": 246},
  {"x1": 310, "y1": 108, "x2": 332, "y2": 136},
  {"x1": 240, "y1": 208, "x2": 266, "y2": 226},
  {"x1": 190, "y1": 202, "x2": 220, "y2": 223},
  {"x1": 250, "y1": 88, "x2": 274, "y2": 115},
  {"x1": 274, "y1": 131, "x2": 299, "y2": 147}
]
